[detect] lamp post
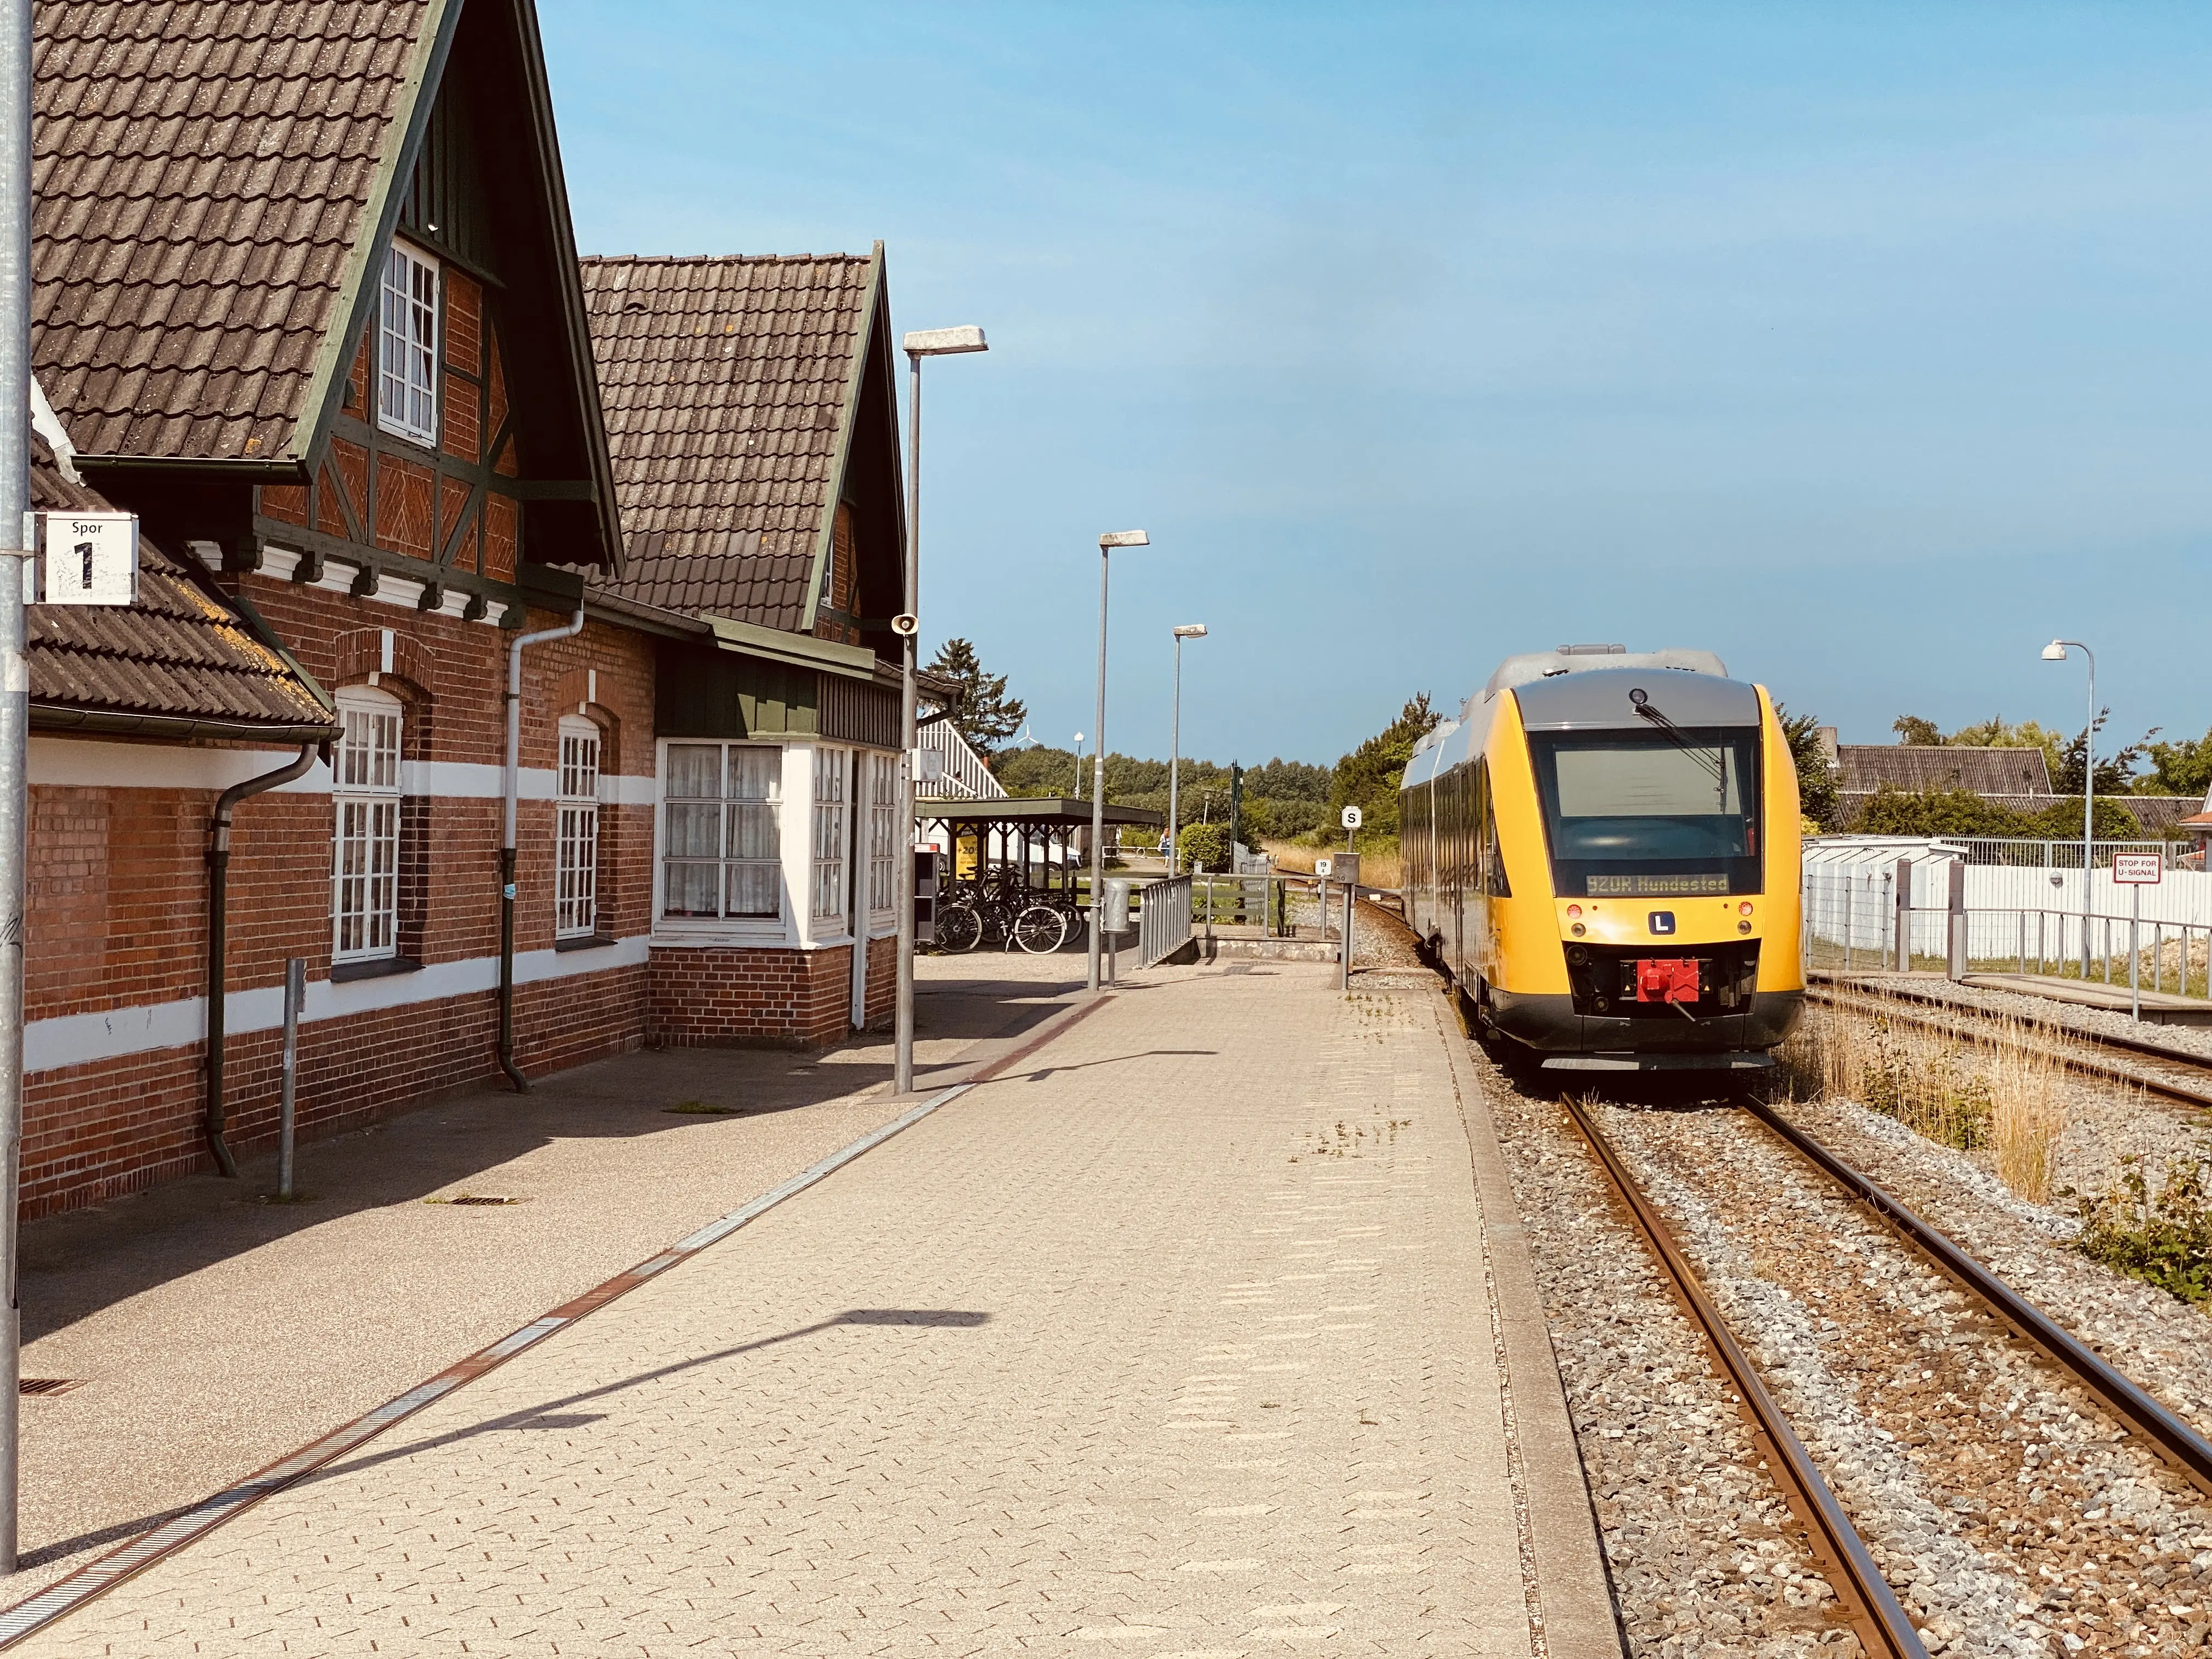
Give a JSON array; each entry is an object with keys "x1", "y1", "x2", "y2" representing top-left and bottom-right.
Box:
[
  {"x1": 1169, "y1": 625, "x2": 1207, "y2": 874},
  {"x1": 1089, "y1": 531, "x2": 1151, "y2": 993},
  {"x1": 2042, "y1": 639, "x2": 2096, "y2": 980},
  {"x1": 895, "y1": 324, "x2": 986, "y2": 1098}
]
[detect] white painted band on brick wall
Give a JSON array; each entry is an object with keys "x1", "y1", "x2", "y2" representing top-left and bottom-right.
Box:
[
  {"x1": 26, "y1": 935, "x2": 652, "y2": 1075},
  {"x1": 29, "y1": 737, "x2": 656, "y2": 805}
]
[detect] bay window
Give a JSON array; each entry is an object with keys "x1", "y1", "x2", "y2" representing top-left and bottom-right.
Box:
[{"x1": 663, "y1": 742, "x2": 782, "y2": 921}]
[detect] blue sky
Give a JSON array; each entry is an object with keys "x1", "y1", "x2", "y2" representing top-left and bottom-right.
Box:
[{"x1": 543, "y1": 2, "x2": 2212, "y2": 768}]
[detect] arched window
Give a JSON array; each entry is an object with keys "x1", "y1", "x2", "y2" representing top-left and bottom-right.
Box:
[
  {"x1": 557, "y1": 715, "x2": 601, "y2": 939},
  {"x1": 332, "y1": 687, "x2": 403, "y2": 961}
]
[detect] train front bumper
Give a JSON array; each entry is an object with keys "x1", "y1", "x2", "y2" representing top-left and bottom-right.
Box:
[{"x1": 1487, "y1": 986, "x2": 1803, "y2": 1058}]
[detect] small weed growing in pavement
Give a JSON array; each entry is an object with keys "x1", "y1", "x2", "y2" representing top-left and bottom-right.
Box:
[
  {"x1": 2072, "y1": 1150, "x2": 2212, "y2": 1304},
  {"x1": 664, "y1": 1100, "x2": 738, "y2": 1115}
]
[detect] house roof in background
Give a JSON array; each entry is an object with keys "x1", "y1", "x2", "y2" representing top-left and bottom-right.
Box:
[
  {"x1": 29, "y1": 437, "x2": 335, "y2": 736},
  {"x1": 579, "y1": 250, "x2": 878, "y2": 631},
  {"x1": 32, "y1": 0, "x2": 437, "y2": 464},
  {"x1": 1837, "y1": 744, "x2": 2053, "y2": 797}
]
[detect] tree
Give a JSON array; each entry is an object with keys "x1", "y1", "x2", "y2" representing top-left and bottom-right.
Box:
[
  {"x1": 2052, "y1": 712, "x2": 2153, "y2": 797},
  {"x1": 925, "y1": 638, "x2": 1027, "y2": 755},
  {"x1": 1850, "y1": 786, "x2": 2141, "y2": 839},
  {"x1": 1892, "y1": 715, "x2": 1942, "y2": 746},
  {"x1": 1327, "y1": 693, "x2": 1441, "y2": 842},
  {"x1": 1774, "y1": 702, "x2": 1838, "y2": 830},
  {"x1": 2140, "y1": 727, "x2": 2212, "y2": 798}
]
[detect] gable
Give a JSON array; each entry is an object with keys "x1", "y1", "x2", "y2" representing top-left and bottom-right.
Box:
[
  {"x1": 582, "y1": 247, "x2": 903, "y2": 634},
  {"x1": 33, "y1": 0, "x2": 439, "y2": 464},
  {"x1": 31, "y1": 0, "x2": 618, "y2": 575}
]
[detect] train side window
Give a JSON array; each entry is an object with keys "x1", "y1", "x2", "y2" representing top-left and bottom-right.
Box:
[{"x1": 1476, "y1": 760, "x2": 1511, "y2": 898}]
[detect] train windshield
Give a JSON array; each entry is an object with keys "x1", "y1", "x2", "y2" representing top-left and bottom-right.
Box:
[{"x1": 1527, "y1": 728, "x2": 1762, "y2": 898}]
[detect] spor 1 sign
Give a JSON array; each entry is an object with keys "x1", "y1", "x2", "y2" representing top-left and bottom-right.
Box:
[{"x1": 40, "y1": 511, "x2": 138, "y2": 606}]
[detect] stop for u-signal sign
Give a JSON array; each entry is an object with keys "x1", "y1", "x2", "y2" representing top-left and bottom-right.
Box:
[{"x1": 2113, "y1": 853, "x2": 2163, "y2": 884}]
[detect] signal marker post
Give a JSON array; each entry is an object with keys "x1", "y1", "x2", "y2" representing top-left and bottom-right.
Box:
[
  {"x1": 2114, "y1": 851, "x2": 2163, "y2": 1022},
  {"x1": 1337, "y1": 805, "x2": 1363, "y2": 992}
]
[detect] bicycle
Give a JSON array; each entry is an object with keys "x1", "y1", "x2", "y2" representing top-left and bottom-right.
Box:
[{"x1": 935, "y1": 865, "x2": 1074, "y2": 955}]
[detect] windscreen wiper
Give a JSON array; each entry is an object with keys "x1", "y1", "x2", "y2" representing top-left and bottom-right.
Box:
[{"x1": 1631, "y1": 696, "x2": 1729, "y2": 794}]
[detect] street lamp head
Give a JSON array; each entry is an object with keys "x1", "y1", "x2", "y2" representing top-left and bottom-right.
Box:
[
  {"x1": 1173, "y1": 624, "x2": 1208, "y2": 639},
  {"x1": 2041, "y1": 640, "x2": 2069, "y2": 661},
  {"x1": 903, "y1": 325, "x2": 987, "y2": 357},
  {"x1": 1099, "y1": 529, "x2": 1149, "y2": 549}
]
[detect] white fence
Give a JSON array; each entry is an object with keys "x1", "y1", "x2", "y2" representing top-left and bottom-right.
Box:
[{"x1": 1803, "y1": 836, "x2": 2212, "y2": 990}]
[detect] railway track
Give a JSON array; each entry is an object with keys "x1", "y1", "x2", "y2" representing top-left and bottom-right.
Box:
[
  {"x1": 1556, "y1": 1082, "x2": 2212, "y2": 1657},
  {"x1": 1807, "y1": 977, "x2": 2212, "y2": 1111}
]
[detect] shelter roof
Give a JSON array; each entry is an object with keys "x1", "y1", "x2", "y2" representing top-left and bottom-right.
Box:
[
  {"x1": 578, "y1": 250, "x2": 884, "y2": 631},
  {"x1": 29, "y1": 437, "x2": 335, "y2": 738},
  {"x1": 1837, "y1": 745, "x2": 2053, "y2": 797},
  {"x1": 917, "y1": 797, "x2": 1166, "y2": 829}
]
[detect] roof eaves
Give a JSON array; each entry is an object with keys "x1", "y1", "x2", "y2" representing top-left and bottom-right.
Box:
[
  {"x1": 291, "y1": 0, "x2": 461, "y2": 469},
  {"x1": 799, "y1": 240, "x2": 883, "y2": 633},
  {"x1": 509, "y1": 0, "x2": 625, "y2": 578},
  {"x1": 703, "y1": 612, "x2": 881, "y2": 681}
]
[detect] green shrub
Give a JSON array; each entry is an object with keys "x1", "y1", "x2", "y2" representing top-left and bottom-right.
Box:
[{"x1": 2073, "y1": 1154, "x2": 2212, "y2": 1304}]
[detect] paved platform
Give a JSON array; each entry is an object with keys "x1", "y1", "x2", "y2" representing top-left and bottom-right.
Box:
[
  {"x1": 8, "y1": 961, "x2": 1613, "y2": 1657},
  {"x1": 1959, "y1": 970, "x2": 2212, "y2": 1026}
]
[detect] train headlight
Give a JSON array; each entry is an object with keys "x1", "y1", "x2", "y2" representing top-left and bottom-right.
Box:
[
  {"x1": 1566, "y1": 904, "x2": 1582, "y2": 918},
  {"x1": 1738, "y1": 919, "x2": 1753, "y2": 934},
  {"x1": 1570, "y1": 923, "x2": 1587, "y2": 939},
  {"x1": 1739, "y1": 902, "x2": 1754, "y2": 916}
]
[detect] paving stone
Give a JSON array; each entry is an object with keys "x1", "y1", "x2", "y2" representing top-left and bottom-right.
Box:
[{"x1": 17, "y1": 967, "x2": 1544, "y2": 1657}]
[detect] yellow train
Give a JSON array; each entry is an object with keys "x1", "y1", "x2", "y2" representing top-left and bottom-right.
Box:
[{"x1": 1401, "y1": 646, "x2": 1803, "y2": 1073}]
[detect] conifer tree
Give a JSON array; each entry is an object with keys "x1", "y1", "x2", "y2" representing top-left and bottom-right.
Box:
[{"x1": 926, "y1": 638, "x2": 1028, "y2": 755}]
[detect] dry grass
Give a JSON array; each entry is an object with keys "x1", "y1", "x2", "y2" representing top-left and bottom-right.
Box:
[
  {"x1": 1263, "y1": 840, "x2": 1403, "y2": 889},
  {"x1": 1776, "y1": 991, "x2": 2068, "y2": 1200}
]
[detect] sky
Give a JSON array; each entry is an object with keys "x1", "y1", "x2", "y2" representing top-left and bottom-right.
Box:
[{"x1": 541, "y1": 2, "x2": 2212, "y2": 769}]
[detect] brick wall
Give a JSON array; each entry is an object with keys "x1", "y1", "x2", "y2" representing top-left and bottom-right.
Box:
[
  {"x1": 20, "y1": 582, "x2": 665, "y2": 1217},
  {"x1": 19, "y1": 963, "x2": 646, "y2": 1220},
  {"x1": 648, "y1": 944, "x2": 856, "y2": 1050},
  {"x1": 865, "y1": 933, "x2": 896, "y2": 1031}
]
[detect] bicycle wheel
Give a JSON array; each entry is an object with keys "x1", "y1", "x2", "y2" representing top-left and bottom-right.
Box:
[
  {"x1": 935, "y1": 901, "x2": 984, "y2": 953},
  {"x1": 1013, "y1": 903, "x2": 1070, "y2": 955}
]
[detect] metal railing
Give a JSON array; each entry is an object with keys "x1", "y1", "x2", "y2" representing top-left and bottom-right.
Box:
[
  {"x1": 1925, "y1": 836, "x2": 2180, "y2": 870},
  {"x1": 1137, "y1": 874, "x2": 1193, "y2": 967},
  {"x1": 1190, "y1": 870, "x2": 1339, "y2": 939}
]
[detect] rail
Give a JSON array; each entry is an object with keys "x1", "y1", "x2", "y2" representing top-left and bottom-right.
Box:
[
  {"x1": 1743, "y1": 1099, "x2": 2212, "y2": 1502},
  {"x1": 1806, "y1": 978, "x2": 2212, "y2": 1111},
  {"x1": 1137, "y1": 875, "x2": 1192, "y2": 967},
  {"x1": 1556, "y1": 1093, "x2": 1927, "y2": 1659}
]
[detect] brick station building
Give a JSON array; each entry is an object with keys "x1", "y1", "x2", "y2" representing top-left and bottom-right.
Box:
[{"x1": 20, "y1": 0, "x2": 934, "y2": 1217}]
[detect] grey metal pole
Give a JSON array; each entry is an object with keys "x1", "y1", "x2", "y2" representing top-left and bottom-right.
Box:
[
  {"x1": 1341, "y1": 878, "x2": 1354, "y2": 991},
  {"x1": 895, "y1": 355, "x2": 921, "y2": 1095},
  {"x1": 1087, "y1": 546, "x2": 1108, "y2": 994},
  {"x1": 278, "y1": 958, "x2": 304, "y2": 1198},
  {"x1": 2082, "y1": 647, "x2": 2096, "y2": 981},
  {"x1": 1169, "y1": 636, "x2": 1181, "y2": 877},
  {"x1": 2131, "y1": 881, "x2": 2142, "y2": 1022},
  {"x1": 0, "y1": 0, "x2": 30, "y2": 1574}
]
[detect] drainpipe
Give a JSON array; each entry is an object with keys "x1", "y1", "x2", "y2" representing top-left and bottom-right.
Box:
[
  {"x1": 500, "y1": 609, "x2": 584, "y2": 1093},
  {"x1": 206, "y1": 742, "x2": 325, "y2": 1176}
]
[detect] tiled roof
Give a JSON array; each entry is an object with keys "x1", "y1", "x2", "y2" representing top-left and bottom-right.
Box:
[
  {"x1": 29, "y1": 438, "x2": 334, "y2": 732},
  {"x1": 579, "y1": 252, "x2": 875, "y2": 631},
  {"x1": 32, "y1": 0, "x2": 433, "y2": 461},
  {"x1": 1837, "y1": 745, "x2": 2053, "y2": 796}
]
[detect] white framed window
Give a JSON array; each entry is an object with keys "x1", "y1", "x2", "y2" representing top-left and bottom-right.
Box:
[
  {"x1": 662, "y1": 742, "x2": 782, "y2": 920},
  {"x1": 378, "y1": 241, "x2": 439, "y2": 445},
  {"x1": 557, "y1": 717, "x2": 601, "y2": 939},
  {"x1": 332, "y1": 688, "x2": 403, "y2": 962},
  {"x1": 868, "y1": 751, "x2": 898, "y2": 913},
  {"x1": 813, "y1": 748, "x2": 848, "y2": 920}
]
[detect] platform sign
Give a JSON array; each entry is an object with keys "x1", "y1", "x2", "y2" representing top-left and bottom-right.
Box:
[
  {"x1": 40, "y1": 511, "x2": 137, "y2": 606},
  {"x1": 2114, "y1": 853, "x2": 2163, "y2": 885}
]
